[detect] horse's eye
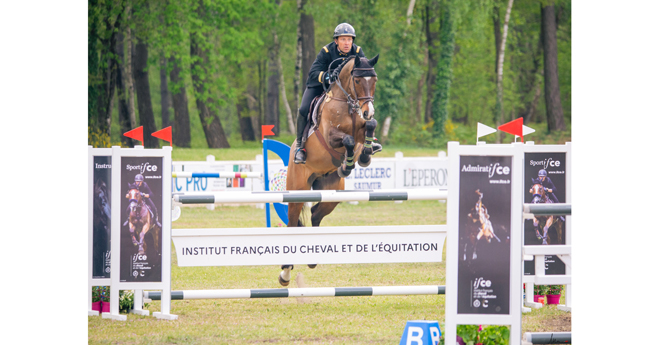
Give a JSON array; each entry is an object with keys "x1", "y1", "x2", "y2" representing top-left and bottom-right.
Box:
[{"x1": 355, "y1": 79, "x2": 360, "y2": 84}]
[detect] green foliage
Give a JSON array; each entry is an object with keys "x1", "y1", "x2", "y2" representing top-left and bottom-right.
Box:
[
  {"x1": 546, "y1": 285, "x2": 563, "y2": 295},
  {"x1": 534, "y1": 284, "x2": 548, "y2": 295},
  {"x1": 89, "y1": 126, "x2": 121, "y2": 148},
  {"x1": 439, "y1": 325, "x2": 510, "y2": 345},
  {"x1": 94, "y1": 0, "x2": 571, "y2": 148},
  {"x1": 91, "y1": 286, "x2": 109, "y2": 302}
]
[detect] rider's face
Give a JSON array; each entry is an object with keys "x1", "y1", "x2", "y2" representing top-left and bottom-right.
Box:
[
  {"x1": 539, "y1": 176, "x2": 545, "y2": 181},
  {"x1": 136, "y1": 181, "x2": 142, "y2": 186},
  {"x1": 335, "y1": 36, "x2": 353, "y2": 53}
]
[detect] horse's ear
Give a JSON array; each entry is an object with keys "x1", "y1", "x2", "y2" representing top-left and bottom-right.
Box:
[
  {"x1": 353, "y1": 54, "x2": 360, "y2": 67},
  {"x1": 368, "y1": 54, "x2": 379, "y2": 67}
]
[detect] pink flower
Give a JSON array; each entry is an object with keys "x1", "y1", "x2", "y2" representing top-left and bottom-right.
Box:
[{"x1": 478, "y1": 325, "x2": 483, "y2": 332}]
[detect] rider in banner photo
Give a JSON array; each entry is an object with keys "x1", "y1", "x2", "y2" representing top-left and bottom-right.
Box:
[
  {"x1": 132, "y1": 173, "x2": 161, "y2": 228},
  {"x1": 294, "y1": 22, "x2": 381, "y2": 164},
  {"x1": 537, "y1": 169, "x2": 559, "y2": 203}
]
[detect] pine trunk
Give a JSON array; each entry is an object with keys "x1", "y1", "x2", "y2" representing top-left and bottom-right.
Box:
[
  {"x1": 494, "y1": 0, "x2": 515, "y2": 143},
  {"x1": 300, "y1": 9, "x2": 315, "y2": 88},
  {"x1": 133, "y1": 39, "x2": 158, "y2": 148},
  {"x1": 115, "y1": 31, "x2": 134, "y2": 147},
  {"x1": 160, "y1": 57, "x2": 171, "y2": 128},
  {"x1": 424, "y1": 0, "x2": 440, "y2": 124},
  {"x1": 169, "y1": 57, "x2": 191, "y2": 147},
  {"x1": 266, "y1": 41, "x2": 280, "y2": 136},
  {"x1": 541, "y1": 3, "x2": 566, "y2": 132},
  {"x1": 294, "y1": 0, "x2": 306, "y2": 121}
]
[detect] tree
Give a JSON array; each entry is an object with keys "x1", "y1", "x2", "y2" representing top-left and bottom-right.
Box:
[
  {"x1": 88, "y1": 0, "x2": 125, "y2": 138},
  {"x1": 541, "y1": 1, "x2": 566, "y2": 131},
  {"x1": 169, "y1": 57, "x2": 192, "y2": 147},
  {"x1": 115, "y1": 31, "x2": 134, "y2": 147},
  {"x1": 432, "y1": 0, "x2": 456, "y2": 136},
  {"x1": 493, "y1": 0, "x2": 514, "y2": 142}
]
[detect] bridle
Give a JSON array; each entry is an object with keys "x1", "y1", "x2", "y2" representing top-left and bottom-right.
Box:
[{"x1": 324, "y1": 57, "x2": 377, "y2": 138}]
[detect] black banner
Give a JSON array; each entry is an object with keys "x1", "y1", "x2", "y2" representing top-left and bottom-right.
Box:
[
  {"x1": 119, "y1": 157, "x2": 163, "y2": 282},
  {"x1": 523, "y1": 152, "x2": 567, "y2": 276},
  {"x1": 457, "y1": 155, "x2": 512, "y2": 315},
  {"x1": 92, "y1": 156, "x2": 112, "y2": 279}
]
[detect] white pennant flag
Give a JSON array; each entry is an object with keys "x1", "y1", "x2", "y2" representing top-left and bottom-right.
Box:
[
  {"x1": 477, "y1": 123, "x2": 497, "y2": 142},
  {"x1": 515, "y1": 125, "x2": 536, "y2": 141}
]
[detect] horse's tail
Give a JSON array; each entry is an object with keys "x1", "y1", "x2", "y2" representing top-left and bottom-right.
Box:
[{"x1": 298, "y1": 203, "x2": 310, "y2": 226}]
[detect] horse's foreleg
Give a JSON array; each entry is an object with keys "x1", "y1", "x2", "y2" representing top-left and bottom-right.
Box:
[
  {"x1": 542, "y1": 216, "x2": 553, "y2": 245},
  {"x1": 129, "y1": 224, "x2": 139, "y2": 245},
  {"x1": 337, "y1": 135, "x2": 355, "y2": 178},
  {"x1": 138, "y1": 223, "x2": 149, "y2": 254},
  {"x1": 311, "y1": 202, "x2": 340, "y2": 227},
  {"x1": 358, "y1": 119, "x2": 377, "y2": 167}
]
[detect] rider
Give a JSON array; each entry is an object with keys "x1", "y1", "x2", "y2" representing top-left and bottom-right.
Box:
[
  {"x1": 537, "y1": 169, "x2": 565, "y2": 222},
  {"x1": 133, "y1": 173, "x2": 162, "y2": 228},
  {"x1": 537, "y1": 169, "x2": 559, "y2": 203},
  {"x1": 294, "y1": 22, "x2": 381, "y2": 164}
]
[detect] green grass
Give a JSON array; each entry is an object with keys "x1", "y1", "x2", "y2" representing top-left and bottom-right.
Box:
[{"x1": 88, "y1": 201, "x2": 570, "y2": 344}]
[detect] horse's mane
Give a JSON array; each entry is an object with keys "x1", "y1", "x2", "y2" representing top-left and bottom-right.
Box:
[{"x1": 334, "y1": 56, "x2": 356, "y2": 77}]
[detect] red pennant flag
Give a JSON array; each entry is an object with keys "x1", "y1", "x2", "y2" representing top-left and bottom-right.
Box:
[
  {"x1": 123, "y1": 126, "x2": 144, "y2": 144},
  {"x1": 262, "y1": 125, "x2": 275, "y2": 140},
  {"x1": 498, "y1": 117, "x2": 524, "y2": 141},
  {"x1": 152, "y1": 126, "x2": 172, "y2": 146}
]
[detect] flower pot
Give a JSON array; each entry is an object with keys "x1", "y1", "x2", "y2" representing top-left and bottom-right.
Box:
[
  {"x1": 545, "y1": 294, "x2": 561, "y2": 305},
  {"x1": 92, "y1": 301, "x2": 101, "y2": 312},
  {"x1": 101, "y1": 301, "x2": 110, "y2": 313}
]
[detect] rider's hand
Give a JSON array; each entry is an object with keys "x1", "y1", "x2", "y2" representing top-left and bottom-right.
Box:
[
  {"x1": 144, "y1": 194, "x2": 149, "y2": 198},
  {"x1": 547, "y1": 189, "x2": 552, "y2": 193},
  {"x1": 330, "y1": 70, "x2": 339, "y2": 82}
]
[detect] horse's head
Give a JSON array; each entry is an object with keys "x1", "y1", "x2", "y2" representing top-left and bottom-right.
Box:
[
  {"x1": 339, "y1": 54, "x2": 379, "y2": 121},
  {"x1": 530, "y1": 180, "x2": 545, "y2": 203},
  {"x1": 94, "y1": 179, "x2": 111, "y2": 220},
  {"x1": 126, "y1": 185, "x2": 142, "y2": 216}
]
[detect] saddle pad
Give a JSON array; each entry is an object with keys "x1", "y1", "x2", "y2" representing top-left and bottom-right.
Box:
[{"x1": 306, "y1": 93, "x2": 327, "y2": 138}]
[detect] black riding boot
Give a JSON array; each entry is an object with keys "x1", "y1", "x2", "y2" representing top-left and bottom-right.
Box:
[{"x1": 294, "y1": 114, "x2": 308, "y2": 164}]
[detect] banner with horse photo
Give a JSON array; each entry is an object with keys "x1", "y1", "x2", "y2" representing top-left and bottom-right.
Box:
[
  {"x1": 119, "y1": 157, "x2": 163, "y2": 283},
  {"x1": 457, "y1": 155, "x2": 512, "y2": 315},
  {"x1": 92, "y1": 156, "x2": 112, "y2": 279},
  {"x1": 523, "y1": 152, "x2": 567, "y2": 276}
]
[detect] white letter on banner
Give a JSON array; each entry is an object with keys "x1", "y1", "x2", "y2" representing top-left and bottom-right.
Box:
[
  {"x1": 430, "y1": 327, "x2": 440, "y2": 344},
  {"x1": 406, "y1": 326, "x2": 424, "y2": 345}
]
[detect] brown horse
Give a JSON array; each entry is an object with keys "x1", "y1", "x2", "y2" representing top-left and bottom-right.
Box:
[
  {"x1": 278, "y1": 55, "x2": 379, "y2": 286},
  {"x1": 126, "y1": 185, "x2": 159, "y2": 255},
  {"x1": 463, "y1": 189, "x2": 501, "y2": 262},
  {"x1": 530, "y1": 181, "x2": 564, "y2": 245}
]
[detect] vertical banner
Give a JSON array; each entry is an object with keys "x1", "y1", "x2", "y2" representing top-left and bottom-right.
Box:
[
  {"x1": 523, "y1": 152, "x2": 567, "y2": 275},
  {"x1": 119, "y1": 157, "x2": 163, "y2": 283},
  {"x1": 92, "y1": 156, "x2": 112, "y2": 279},
  {"x1": 457, "y1": 155, "x2": 512, "y2": 315}
]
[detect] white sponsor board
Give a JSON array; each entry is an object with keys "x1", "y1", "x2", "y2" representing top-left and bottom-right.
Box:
[
  {"x1": 343, "y1": 159, "x2": 396, "y2": 189},
  {"x1": 173, "y1": 152, "x2": 448, "y2": 193},
  {"x1": 172, "y1": 225, "x2": 446, "y2": 266},
  {"x1": 396, "y1": 158, "x2": 449, "y2": 189}
]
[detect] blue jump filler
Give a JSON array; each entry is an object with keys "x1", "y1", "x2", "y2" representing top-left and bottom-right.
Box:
[
  {"x1": 399, "y1": 320, "x2": 442, "y2": 345},
  {"x1": 262, "y1": 138, "x2": 290, "y2": 227}
]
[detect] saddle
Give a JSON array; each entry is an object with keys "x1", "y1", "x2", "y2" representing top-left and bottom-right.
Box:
[{"x1": 302, "y1": 93, "x2": 328, "y2": 145}]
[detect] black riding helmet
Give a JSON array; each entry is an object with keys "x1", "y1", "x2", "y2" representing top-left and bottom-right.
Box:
[{"x1": 333, "y1": 23, "x2": 356, "y2": 40}]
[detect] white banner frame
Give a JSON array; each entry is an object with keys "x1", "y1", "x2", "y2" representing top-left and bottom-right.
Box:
[
  {"x1": 445, "y1": 142, "x2": 523, "y2": 345},
  {"x1": 107, "y1": 146, "x2": 176, "y2": 321}
]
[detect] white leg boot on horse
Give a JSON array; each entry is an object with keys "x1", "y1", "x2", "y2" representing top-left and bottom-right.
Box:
[{"x1": 279, "y1": 265, "x2": 293, "y2": 286}]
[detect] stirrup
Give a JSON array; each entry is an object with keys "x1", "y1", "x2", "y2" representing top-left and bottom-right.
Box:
[{"x1": 294, "y1": 148, "x2": 307, "y2": 164}]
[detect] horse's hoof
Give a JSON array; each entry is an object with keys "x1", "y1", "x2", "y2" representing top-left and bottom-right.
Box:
[
  {"x1": 279, "y1": 268, "x2": 291, "y2": 286},
  {"x1": 357, "y1": 154, "x2": 371, "y2": 167},
  {"x1": 307, "y1": 264, "x2": 317, "y2": 269},
  {"x1": 338, "y1": 167, "x2": 352, "y2": 178}
]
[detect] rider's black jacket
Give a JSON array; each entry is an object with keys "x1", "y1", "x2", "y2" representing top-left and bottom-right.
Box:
[
  {"x1": 539, "y1": 177, "x2": 560, "y2": 203},
  {"x1": 306, "y1": 42, "x2": 366, "y2": 88}
]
